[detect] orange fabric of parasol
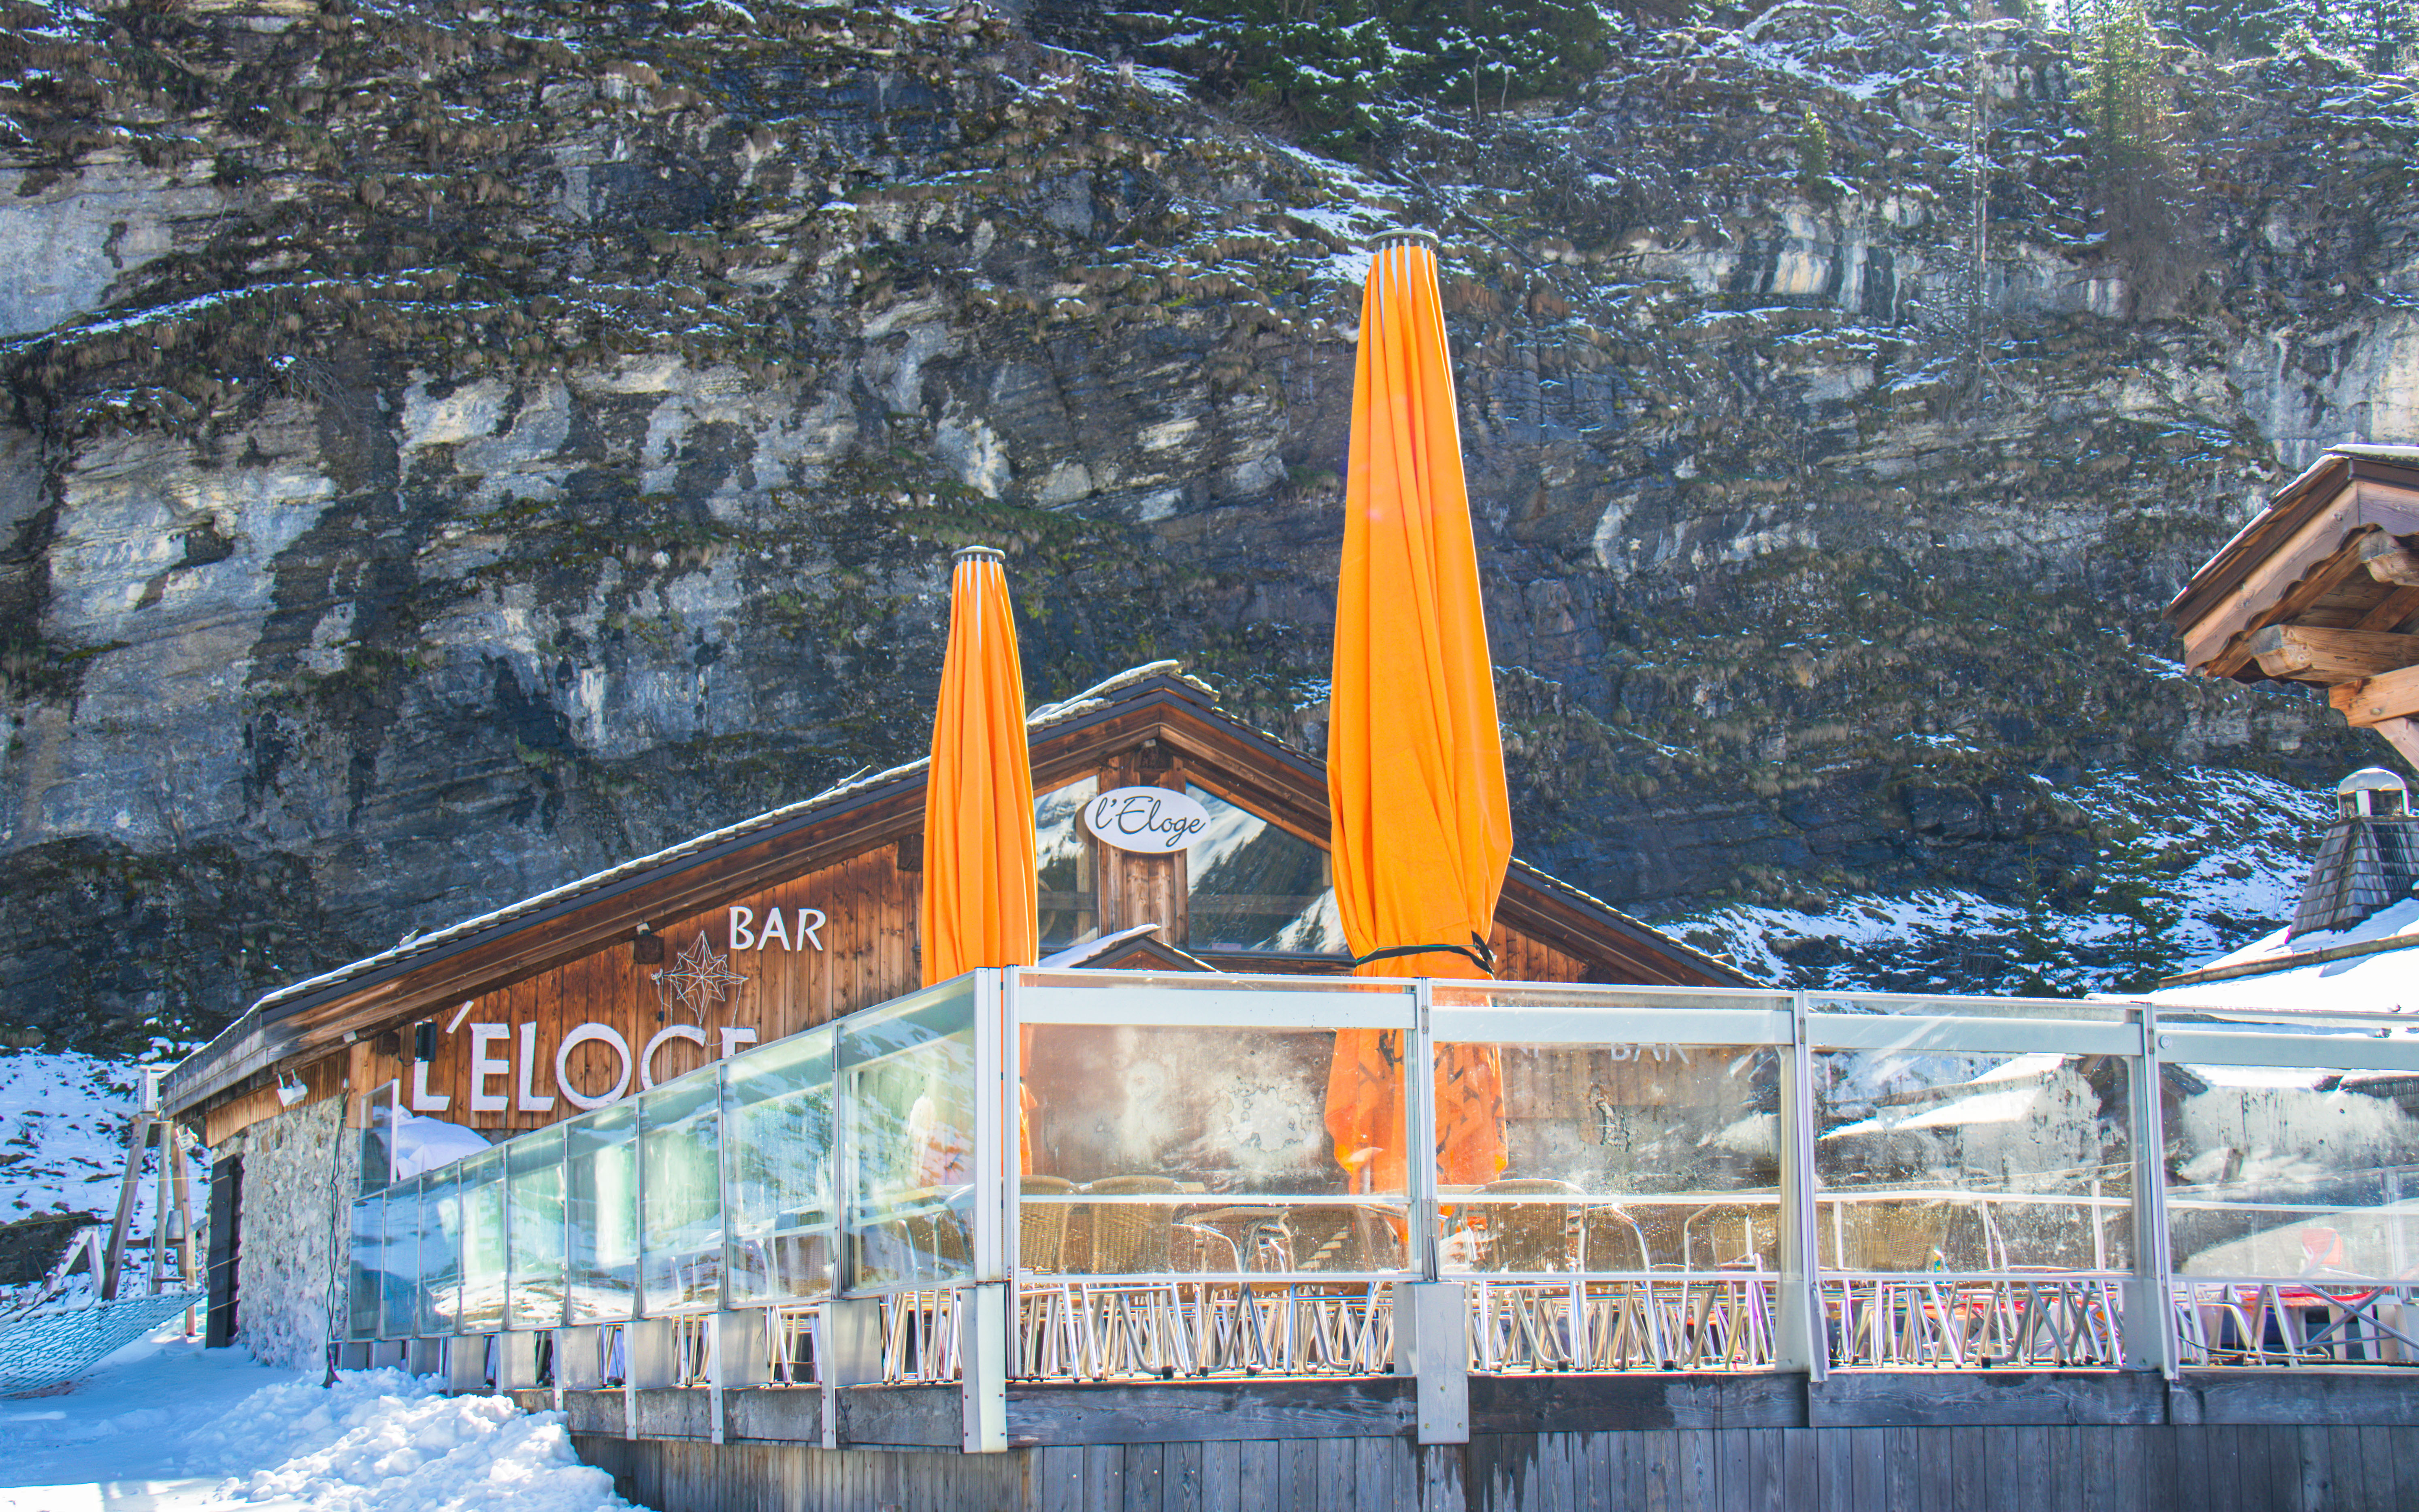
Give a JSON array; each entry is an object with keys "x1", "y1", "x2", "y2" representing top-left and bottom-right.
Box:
[
  {"x1": 920, "y1": 545, "x2": 1040, "y2": 1173},
  {"x1": 1323, "y1": 230, "x2": 1513, "y2": 1198}
]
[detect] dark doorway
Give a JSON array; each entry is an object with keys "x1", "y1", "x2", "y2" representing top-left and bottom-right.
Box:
[{"x1": 203, "y1": 1156, "x2": 241, "y2": 1348}]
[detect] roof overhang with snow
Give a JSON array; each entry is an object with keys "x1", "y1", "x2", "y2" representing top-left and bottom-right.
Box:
[{"x1": 165, "y1": 664, "x2": 1750, "y2": 1128}]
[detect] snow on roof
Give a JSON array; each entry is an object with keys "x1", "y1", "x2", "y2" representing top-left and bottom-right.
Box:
[
  {"x1": 1035, "y1": 922, "x2": 1171, "y2": 969},
  {"x1": 242, "y1": 661, "x2": 1198, "y2": 1020},
  {"x1": 2126, "y1": 893, "x2": 2419, "y2": 1016}
]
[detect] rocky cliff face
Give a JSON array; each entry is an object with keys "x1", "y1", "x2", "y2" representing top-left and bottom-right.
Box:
[{"x1": 2, "y1": 0, "x2": 2411, "y2": 1051}]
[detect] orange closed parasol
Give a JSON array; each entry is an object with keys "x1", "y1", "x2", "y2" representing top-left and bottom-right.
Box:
[
  {"x1": 1324, "y1": 229, "x2": 1512, "y2": 1197},
  {"x1": 921, "y1": 545, "x2": 1039, "y2": 987},
  {"x1": 921, "y1": 545, "x2": 1041, "y2": 1175}
]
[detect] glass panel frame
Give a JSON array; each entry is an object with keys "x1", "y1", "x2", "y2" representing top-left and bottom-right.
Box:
[
  {"x1": 840, "y1": 977, "x2": 981, "y2": 1295},
  {"x1": 346, "y1": 1189, "x2": 385, "y2": 1342},
  {"x1": 638, "y1": 1063, "x2": 725, "y2": 1317},
  {"x1": 563, "y1": 1103, "x2": 641, "y2": 1325},
  {"x1": 454, "y1": 1147, "x2": 508, "y2": 1333},
  {"x1": 2166, "y1": 1060, "x2": 2419, "y2": 1284},
  {"x1": 1434, "y1": 1037, "x2": 1787, "y2": 1280},
  {"x1": 504, "y1": 1126, "x2": 567, "y2": 1331},
  {"x1": 415, "y1": 1167, "x2": 461, "y2": 1337},
  {"x1": 723, "y1": 1023, "x2": 839, "y2": 1308},
  {"x1": 379, "y1": 1177, "x2": 421, "y2": 1342},
  {"x1": 1810, "y1": 1047, "x2": 2134, "y2": 1276}
]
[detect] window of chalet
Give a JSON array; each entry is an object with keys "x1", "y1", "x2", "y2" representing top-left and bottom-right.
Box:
[
  {"x1": 1035, "y1": 775, "x2": 1099, "y2": 947},
  {"x1": 1183, "y1": 784, "x2": 1344, "y2": 956}
]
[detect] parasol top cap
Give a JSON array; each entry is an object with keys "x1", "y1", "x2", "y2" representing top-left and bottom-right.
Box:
[
  {"x1": 952, "y1": 544, "x2": 1007, "y2": 564},
  {"x1": 1372, "y1": 226, "x2": 1440, "y2": 252}
]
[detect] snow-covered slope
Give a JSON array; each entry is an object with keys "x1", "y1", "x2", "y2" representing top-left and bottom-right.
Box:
[
  {"x1": 1655, "y1": 766, "x2": 2336, "y2": 995},
  {"x1": 0, "y1": 1050, "x2": 201, "y2": 1224}
]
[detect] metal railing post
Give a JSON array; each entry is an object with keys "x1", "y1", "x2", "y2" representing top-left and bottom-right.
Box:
[
  {"x1": 1778, "y1": 990, "x2": 1826, "y2": 1379},
  {"x1": 973, "y1": 968, "x2": 1006, "y2": 1284},
  {"x1": 1411, "y1": 979, "x2": 1439, "y2": 1283},
  {"x1": 959, "y1": 1281, "x2": 1008, "y2": 1452},
  {"x1": 2125, "y1": 1003, "x2": 2178, "y2": 1377}
]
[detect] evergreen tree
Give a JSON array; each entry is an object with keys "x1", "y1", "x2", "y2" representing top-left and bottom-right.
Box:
[
  {"x1": 2323, "y1": 0, "x2": 2418, "y2": 70},
  {"x1": 1796, "y1": 107, "x2": 1833, "y2": 198},
  {"x1": 1233, "y1": 0, "x2": 1408, "y2": 149},
  {"x1": 1386, "y1": 0, "x2": 1614, "y2": 116}
]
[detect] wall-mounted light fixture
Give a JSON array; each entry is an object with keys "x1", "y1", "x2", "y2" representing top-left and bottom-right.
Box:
[{"x1": 275, "y1": 1070, "x2": 308, "y2": 1108}]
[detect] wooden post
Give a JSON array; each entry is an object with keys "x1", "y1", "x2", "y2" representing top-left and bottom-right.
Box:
[
  {"x1": 99, "y1": 1112, "x2": 152, "y2": 1301},
  {"x1": 147, "y1": 1119, "x2": 175, "y2": 1295},
  {"x1": 171, "y1": 1123, "x2": 198, "y2": 1299}
]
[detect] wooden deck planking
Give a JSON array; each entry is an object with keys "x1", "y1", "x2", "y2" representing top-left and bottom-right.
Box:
[{"x1": 2334, "y1": 1423, "x2": 2372, "y2": 1512}]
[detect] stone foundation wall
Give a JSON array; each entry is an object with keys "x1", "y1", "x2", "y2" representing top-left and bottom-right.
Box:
[{"x1": 212, "y1": 1096, "x2": 354, "y2": 1371}]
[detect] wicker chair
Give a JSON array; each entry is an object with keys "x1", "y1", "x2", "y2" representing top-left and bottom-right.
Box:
[
  {"x1": 1287, "y1": 1204, "x2": 1408, "y2": 1272},
  {"x1": 1845, "y1": 1198, "x2": 1953, "y2": 1271},
  {"x1": 1081, "y1": 1175, "x2": 1181, "y2": 1274},
  {"x1": 1018, "y1": 1174, "x2": 1076, "y2": 1273},
  {"x1": 1684, "y1": 1202, "x2": 1779, "y2": 1271},
  {"x1": 1476, "y1": 1178, "x2": 1581, "y2": 1273},
  {"x1": 1178, "y1": 1206, "x2": 1291, "y2": 1272},
  {"x1": 1576, "y1": 1205, "x2": 1653, "y2": 1271}
]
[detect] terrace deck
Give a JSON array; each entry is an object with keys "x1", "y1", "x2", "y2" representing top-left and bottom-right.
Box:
[{"x1": 505, "y1": 1371, "x2": 2419, "y2": 1511}]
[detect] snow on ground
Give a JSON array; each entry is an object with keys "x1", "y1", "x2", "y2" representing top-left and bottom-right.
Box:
[{"x1": 0, "y1": 1325, "x2": 644, "y2": 1511}]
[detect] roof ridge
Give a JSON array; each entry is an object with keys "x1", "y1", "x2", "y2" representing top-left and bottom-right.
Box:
[{"x1": 240, "y1": 660, "x2": 1197, "y2": 1019}]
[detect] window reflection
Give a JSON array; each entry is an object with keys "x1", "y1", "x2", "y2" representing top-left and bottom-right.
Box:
[
  {"x1": 1036, "y1": 776, "x2": 1098, "y2": 948},
  {"x1": 1184, "y1": 784, "x2": 1342, "y2": 954}
]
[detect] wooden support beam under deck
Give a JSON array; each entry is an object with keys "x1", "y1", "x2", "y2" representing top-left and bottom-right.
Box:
[{"x1": 2248, "y1": 623, "x2": 2419, "y2": 681}]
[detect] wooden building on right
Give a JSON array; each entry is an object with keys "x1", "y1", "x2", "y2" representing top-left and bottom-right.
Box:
[{"x1": 2167, "y1": 444, "x2": 2419, "y2": 759}]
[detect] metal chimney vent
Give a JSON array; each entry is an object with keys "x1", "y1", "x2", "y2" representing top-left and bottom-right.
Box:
[{"x1": 2291, "y1": 769, "x2": 2419, "y2": 938}]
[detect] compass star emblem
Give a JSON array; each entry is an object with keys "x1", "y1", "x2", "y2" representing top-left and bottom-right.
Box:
[{"x1": 654, "y1": 933, "x2": 748, "y2": 1022}]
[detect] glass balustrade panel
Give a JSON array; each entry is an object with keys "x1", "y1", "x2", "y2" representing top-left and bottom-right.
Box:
[
  {"x1": 564, "y1": 1104, "x2": 640, "y2": 1322},
  {"x1": 723, "y1": 1024, "x2": 837, "y2": 1305},
  {"x1": 1812, "y1": 1049, "x2": 2132, "y2": 1273},
  {"x1": 841, "y1": 977, "x2": 978, "y2": 1291},
  {"x1": 1430, "y1": 1039, "x2": 1782, "y2": 1277},
  {"x1": 346, "y1": 1191, "x2": 384, "y2": 1341},
  {"x1": 1020, "y1": 1016, "x2": 1412, "y2": 1278},
  {"x1": 379, "y1": 1178, "x2": 421, "y2": 1340},
  {"x1": 505, "y1": 1127, "x2": 566, "y2": 1330},
  {"x1": 2167, "y1": 1061, "x2": 2419, "y2": 1283},
  {"x1": 639, "y1": 1066, "x2": 724, "y2": 1315},
  {"x1": 455, "y1": 1148, "x2": 507, "y2": 1333},
  {"x1": 416, "y1": 1167, "x2": 463, "y2": 1336}
]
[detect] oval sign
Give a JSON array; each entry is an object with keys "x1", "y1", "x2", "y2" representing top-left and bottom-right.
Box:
[{"x1": 1082, "y1": 785, "x2": 1212, "y2": 853}]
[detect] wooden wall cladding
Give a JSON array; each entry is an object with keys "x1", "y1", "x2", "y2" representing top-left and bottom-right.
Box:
[{"x1": 347, "y1": 845, "x2": 922, "y2": 1137}]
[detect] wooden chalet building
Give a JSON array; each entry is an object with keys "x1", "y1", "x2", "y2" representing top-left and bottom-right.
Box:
[
  {"x1": 2168, "y1": 445, "x2": 2419, "y2": 759},
  {"x1": 164, "y1": 663, "x2": 1743, "y2": 1365}
]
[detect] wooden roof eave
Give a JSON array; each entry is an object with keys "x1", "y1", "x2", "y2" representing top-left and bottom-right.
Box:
[
  {"x1": 164, "y1": 682, "x2": 1232, "y2": 1120},
  {"x1": 165, "y1": 673, "x2": 1754, "y2": 1120},
  {"x1": 2174, "y1": 488, "x2": 2419, "y2": 680},
  {"x1": 2168, "y1": 457, "x2": 2419, "y2": 681},
  {"x1": 2167, "y1": 451, "x2": 2419, "y2": 634}
]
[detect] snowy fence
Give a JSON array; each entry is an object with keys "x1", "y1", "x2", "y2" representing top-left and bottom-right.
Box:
[
  {"x1": 339, "y1": 969, "x2": 2419, "y2": 1385},
  {"x1": 0, "y1": 1289, "x2": 199, "y2": 1394}
]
